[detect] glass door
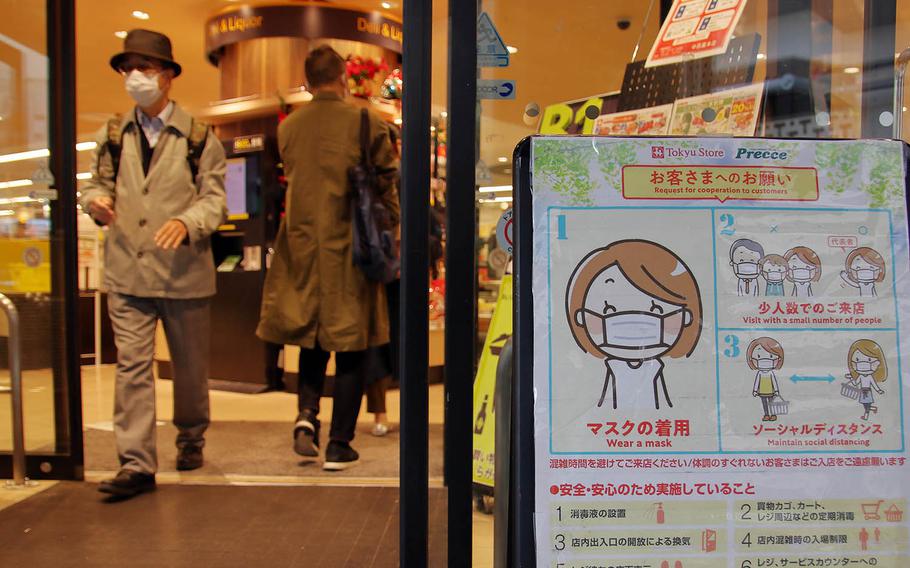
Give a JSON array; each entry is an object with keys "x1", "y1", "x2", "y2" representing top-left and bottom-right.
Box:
[{"x1": 0, "y1": 0, "x2": 82, "y2": 480}]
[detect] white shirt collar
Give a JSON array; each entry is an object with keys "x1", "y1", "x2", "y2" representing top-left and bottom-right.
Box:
[{"x1": 138, "y1": 100, "x2": 174, "y2": 126}]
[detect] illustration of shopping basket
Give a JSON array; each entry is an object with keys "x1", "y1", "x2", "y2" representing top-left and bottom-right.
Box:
[
  {"x1": 885, "y1": 504, "x2": 904, "y2": 522},
  {"x1": 862, "y1": 500, "x2": 884, "y2": 521},
  {"x1": 841, "y1": 381, "x2": 861, "y2": 400},
  {"x1": 769, "y1": 395, "x2": 789, "y2": 416}
]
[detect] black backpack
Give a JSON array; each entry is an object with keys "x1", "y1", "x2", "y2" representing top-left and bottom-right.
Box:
[
  {"x1": 102, "y1": 114, "x2": 210, "y2": 183},
  {"x1": 349, "y1": 109, "x2": 399, "y2": 283}
]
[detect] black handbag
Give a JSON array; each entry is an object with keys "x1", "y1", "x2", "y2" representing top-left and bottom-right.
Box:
[{"x1": 349, "y1": 108, "x2": 399, "y2": 283}]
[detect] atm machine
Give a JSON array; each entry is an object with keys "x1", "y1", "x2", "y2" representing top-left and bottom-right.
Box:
[{"x1": 208, "y1": 134, "x2": 283, "y2": 389}]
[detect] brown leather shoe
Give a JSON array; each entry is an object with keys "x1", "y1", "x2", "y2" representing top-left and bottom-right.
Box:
[
  {"x1": 98, "y1": 469, "x2": 156, "y2": 498},
  {"x1": 177, "y1": 446, "x2": 204, "y2": 471}
]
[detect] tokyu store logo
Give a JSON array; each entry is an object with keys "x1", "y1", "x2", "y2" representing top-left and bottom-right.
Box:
[{"x1": 650, "y1": 146, "x2": 725, "y2": 160}]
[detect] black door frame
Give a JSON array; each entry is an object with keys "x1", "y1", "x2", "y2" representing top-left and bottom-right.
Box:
[
  {"x1": 400, "y1": 0, "x2": 478, "y2": 563},
  {"x1": 400, "y1": 0, "x2": 432, "y2": 565},
  {"x1": 0, "y1": 0, "x2": 82, "y2": 481}
]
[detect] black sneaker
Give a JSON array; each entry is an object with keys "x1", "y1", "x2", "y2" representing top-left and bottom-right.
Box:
[
  {"x1": 323, "y1": 440, "x2": 359, "y2": 471},
  {"x1": 98, "y1": 469, "x2": 156, "y2": 498},
  {"x1": 294, "y1": 414, "x2": 320, "y2": 457},
  {"x1": 176, "y1": 446, "x2": 204, "y2": 471}
]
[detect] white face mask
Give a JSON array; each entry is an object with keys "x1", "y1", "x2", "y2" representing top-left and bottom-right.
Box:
[
  {"x1": 854, "y1": 268, "x2": 877, "y2": 282},
  {"x1": 756, "y1": 358, "x2": 776, "y2": 371},
  {"x1": 791, "y1": 267, "x2": 814, "y2": 282},
  {"x1": 735, "y1": 262, "x2": 759, "y2": 277},
  {"x1": 855, "y1": 361, "x2": 875, "y2": 373},
  {"x1": 125, "y1": 70, "x2": 163, "y2": 108},
  {"x1": 766, "y1": 272, "x2": 784, "y2": 282},
  {"x1": 584, "y1": 308, "x2": 684, "y2": 351}
]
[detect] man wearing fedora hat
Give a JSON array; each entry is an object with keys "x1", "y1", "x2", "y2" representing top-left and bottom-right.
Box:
[{"x1": 81, "y1": 29, "x2": 227, "y2": 499}]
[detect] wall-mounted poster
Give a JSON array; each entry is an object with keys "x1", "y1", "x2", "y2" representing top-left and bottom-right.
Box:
[
  {"x1": 593, "y1": 104, "x2": 674, "y2": 137},
  {"x1": 669, "y1": 83, "x2": 764, "y2": 137},
  {"x1": 528, "y1": 135, "x2": 910, "y2": 567},
  {"x1": 646, "y1": 0, "x2": 749, "y2": 68}
]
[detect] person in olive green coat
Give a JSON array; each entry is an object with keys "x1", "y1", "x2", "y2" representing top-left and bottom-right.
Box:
[{"x1": 257, "y1": 46, "x2": 399, "y2": 470}]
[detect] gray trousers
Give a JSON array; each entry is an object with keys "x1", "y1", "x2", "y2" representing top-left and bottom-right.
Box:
[{"x1": 108, "y1": 293, "x2": 211, "y2": 474}]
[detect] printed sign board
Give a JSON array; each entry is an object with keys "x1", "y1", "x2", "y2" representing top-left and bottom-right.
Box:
[
  {"x1": 646, "y1": 0, "x2": 749, "y2": 68},
  {"x1": 477, "y1": 12, "x2": 509, "y2": 68},
  {"x1": 593, "y1": 104, "x2": 674, "y2": 136},
  {"x1": 669, "y1": 83, "x2": 764, "y2": 137},
  {"x1": 477, "y1": 79, "x2": 516, "y2": 100},
  {"x1": 539, "y1": 92, "x2": 620, "y2": 136},
  {"x1": 526, "y1": 135, "x2": 910, "y2": 566},
  {"x1": 472, "y1": 275, "x2": 513, "y2": 489}
]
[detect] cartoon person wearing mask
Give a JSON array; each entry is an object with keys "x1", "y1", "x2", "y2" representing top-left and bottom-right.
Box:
[
  {"x1": 730, "y1": 239, "x2": 764, "y2": 297},
  {"x1": 784, "y1": 246, "x2": 822, "y2": 297},
  {"x1": 748, "y1": 337, "x2": 784, "y2": 422},
  {"x1": 760, "y1": 254, "x2": 788, "y2": 297},
  {"x1": 840, "y1": 247, "x2": 886, "y2": 297},
  {"x1": 845, "y1": 339, "x2": 887, "y2": 421},
  {"x1": 566, "y1": 240, "x2": 703, "y2": 410}
]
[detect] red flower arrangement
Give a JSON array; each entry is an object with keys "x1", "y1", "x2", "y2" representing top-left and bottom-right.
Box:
[{"x1": 346, "y1": 55, "x2": 390, "y2": 98}]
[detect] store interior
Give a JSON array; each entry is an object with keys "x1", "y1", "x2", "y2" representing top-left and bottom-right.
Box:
[{"x1": 2, "y1": 0, "x2": 910, "y2": 564}]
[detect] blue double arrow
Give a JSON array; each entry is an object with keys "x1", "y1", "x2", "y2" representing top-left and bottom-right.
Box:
[{"x1": 790, "y1": 374, "x2": 836, "y2": 384}]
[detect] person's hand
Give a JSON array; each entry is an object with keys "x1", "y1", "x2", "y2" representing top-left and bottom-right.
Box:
[
  {"x1": 154, "y1": 220, "x2": 188, "y2": 250},
  {"x1": 89, "y1": 196, "x2": 116, "y2": 225}
]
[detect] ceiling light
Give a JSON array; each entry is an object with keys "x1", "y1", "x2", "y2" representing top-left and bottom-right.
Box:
[
  {"x1": 393, "y1": 118, "x2": 402, "y2": 125},
  {"x1": 131, "y1": 10, "x2": 150, "y2": 20},
  {"x1": 0, "y1": 142, "x2": 97, "y2": 165},
  {"x1": 507, "y1": 46, "x2": 518, "y2": 54},
  {"x1": 0, "y1": 179, "x2": 33, "y2": 190},
  {"x1": 497, "y1": 156, "x2": 508, "y2": 163},
  {"x1": 0, "y1": 116, "x2": 4, "y2": 121},
  {"x1": 76, "y1": 172, "x2": 92, "y2": 180},
  {"x1": 0, "y1": 196, "x2": 38, "y2": 205},
  {"x1": 0, "y1": 210, "x2": 16, "y2": 217},
  {"x1": 0, "y1": 149, "x2": 49, "y2": 164},
  {"x1": 114, "y1": 30, "x2": 128, "y2": 39},
  {"x1": 479, "y1": 196, "x2": 513, "y2": 203},
  {"x1": 756, "y1": 53, "x2": 766, "y2": 60},
  {"x1": 904, "y1": 106, "x2": 908, "y2": 112},
  {"x1": 478, "y1": 185, "x2": 511, "y2": 193},
  {"x1": 381, "y1": 1, "x2": 392, "y2": 9},
  {"x1": 844, "y1": 67, "x2": 860, "y2": 74},
  {"x1": 440, "y1": 111, "x2": 448, "y2": 119}
]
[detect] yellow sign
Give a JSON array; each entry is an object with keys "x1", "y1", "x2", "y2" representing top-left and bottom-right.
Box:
[
  {"x1": 622, "y1": 165, "x2": 819, "y2": 202},
  {"x1": 0, "y1": 238, "x2": 50, "y2": 293},
  {"x1": 472, "y1": 275, "x2": 512, "y2": 488},
  {"x1": 216, "y1": 15, "x2": 263, "y2": 34}
]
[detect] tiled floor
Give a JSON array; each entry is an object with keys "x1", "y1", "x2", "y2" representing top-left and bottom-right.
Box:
[{"x1": 0, "y1": 365, "x2": 496, "y2": 567}]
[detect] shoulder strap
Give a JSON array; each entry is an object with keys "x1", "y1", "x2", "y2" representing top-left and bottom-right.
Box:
[
  {"x1": 359, "y1": 108, "x2": 371, "y2": 167},
  {"x1": 104, "y1": 114, "x2": 124, "y2": 182},
  {"x1": 187, "y1": 118, "x2": 210, "y2": 182}
]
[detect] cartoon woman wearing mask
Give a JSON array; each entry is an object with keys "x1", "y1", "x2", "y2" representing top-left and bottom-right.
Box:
[
  {"x1": 730, "y1": 239, "x2": 764, "y2": 297},
  {"x1": 760, "y1": 254, "x2": 788, "y2": 297},
  {"x1": 840, "y1": 247, "x2": 886, "y2": 297},
  {"x1": 784, "y1": 246, "x2": 821, "y2": 297},
  {"x1": 566, "y1": 240, "x2": 703, "y2": 410},
  {"x1": 845, "y1": 339, "x2": 887, "y2": 421},
  {"x1": 748, "y1": 337, "x2": 784, "y2": 422}
]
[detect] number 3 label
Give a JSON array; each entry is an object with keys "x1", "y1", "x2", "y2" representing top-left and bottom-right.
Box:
[{"x1": 724, "y1": 335, "x2": 741, "y2": 358}]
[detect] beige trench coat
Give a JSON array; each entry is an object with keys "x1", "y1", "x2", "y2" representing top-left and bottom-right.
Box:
[
  {"x1": 80, "y1": 103, "x2": 228, "y2": 299},
  {"x1": 256, "y1": 92, "x2": 399, "y2": 352}
]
